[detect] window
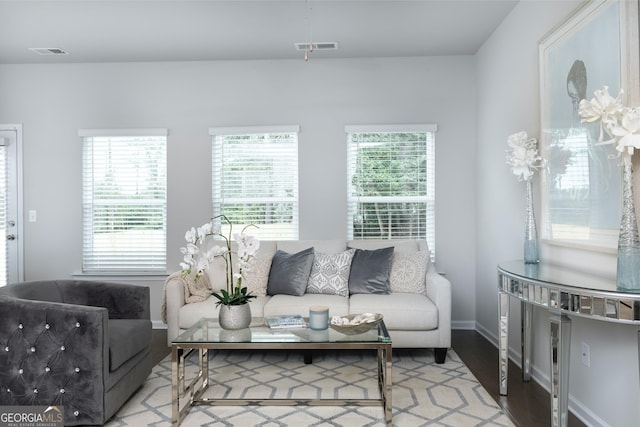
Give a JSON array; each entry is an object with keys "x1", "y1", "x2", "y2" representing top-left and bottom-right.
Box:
[
  {"x1": 210, "y1": 126, "x2": 299, "y2": 240},
  {"x1": 81, "y1": 129, "x2": 167, "y2": 273},
  {"x1": 346, "y1": 124, "x2": 437, "y2": 259}
]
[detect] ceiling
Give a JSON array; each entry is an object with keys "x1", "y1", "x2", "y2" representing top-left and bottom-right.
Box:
[{"x1": 0, "y1": 0, "x2": 518, "y2": 64}]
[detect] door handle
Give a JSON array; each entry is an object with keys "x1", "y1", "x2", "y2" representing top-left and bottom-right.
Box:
[{"x1": 6, "y1": 235, "x2": 15, "y2": 241}]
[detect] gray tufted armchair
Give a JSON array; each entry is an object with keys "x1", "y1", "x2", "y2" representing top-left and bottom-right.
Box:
[{"x1": 0, "y1": 280, "x2": 152, "y2": 426}]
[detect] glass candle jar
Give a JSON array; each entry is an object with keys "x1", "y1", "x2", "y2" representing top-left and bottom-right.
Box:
[{"x1": 308, "y1": 306, "x2": 329, "y2": 330}]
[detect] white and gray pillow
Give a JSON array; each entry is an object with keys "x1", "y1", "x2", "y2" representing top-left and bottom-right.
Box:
[
  {"x1": 306, "y1": 249, "x2": 355, "y2": 297},
  {"x1": 242, "y1": 255, "x2": 273, "y2": 297},
  {"x1": 389, "y1": 251, "x2": 429, "y2": 294}
]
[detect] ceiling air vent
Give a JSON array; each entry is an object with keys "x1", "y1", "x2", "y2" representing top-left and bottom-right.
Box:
[
  {"x1": 29, "y1": 48, "x2": 70, "y2": 56},
  {"x1": 294, "y1": 42, "x2": 338, "y2": 51}
]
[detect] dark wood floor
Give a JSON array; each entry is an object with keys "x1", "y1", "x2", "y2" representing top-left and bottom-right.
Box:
[
  {"x1": 452, "y1": 330, "x2": 586, "y2": 427},
  {"x1": 151, "y1": 329, "x2": 587, "y2": 427}
]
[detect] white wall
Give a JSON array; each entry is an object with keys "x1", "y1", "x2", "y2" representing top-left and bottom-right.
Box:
[
  {"x1": 476, "y1": 1, "x2": 640, "y2": 425},
  {"x1": 0, "y1": 56, "x2": 477, "y2": 327}
]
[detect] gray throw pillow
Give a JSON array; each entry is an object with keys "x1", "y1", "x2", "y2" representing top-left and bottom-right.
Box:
[
  {"x1": 348, "y1": 246, "x2": 394, "y2": 295},
  {"x1": 267, "y1": 247, "x2": 315, "y2": 296}
]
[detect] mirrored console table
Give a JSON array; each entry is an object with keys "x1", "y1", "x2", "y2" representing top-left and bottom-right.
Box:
[{"x1": 497, "y1": 261, "x2": 640, "y2": 427}]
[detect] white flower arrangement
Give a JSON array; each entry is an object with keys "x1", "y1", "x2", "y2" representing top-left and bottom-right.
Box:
[
  {"x1": 179, "y1": 215, "x2": 259, "y2": 306},
  {"x1": 505, "y1": 131, "x2": 541, "y2": 181},
  {"x1": 578, "y1": 85, "x2": 640, "y2": 156}
]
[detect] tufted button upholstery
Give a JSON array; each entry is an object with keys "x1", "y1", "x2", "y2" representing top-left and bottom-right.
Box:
[{"x1": 0, "y1": 280, "x2": 152, "y2": 426}]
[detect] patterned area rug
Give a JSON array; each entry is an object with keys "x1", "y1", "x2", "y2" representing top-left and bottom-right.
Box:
[{"x1": 106, "y1": 349, "x2": 514, "y2": 426}]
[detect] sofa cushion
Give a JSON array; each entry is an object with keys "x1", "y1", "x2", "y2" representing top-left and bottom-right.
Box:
[
  {"x1": 267, "y1": 248, "x2": 315, "y2": 296},
  {"x1": 264, "y1": 294, "x2": 349, "y2": 318},
  {"x1": 389, "y1": 251, "x2": 429, "y2": 294},
  {"x1": 349, "y1": 293, "x2": 438, "y2": 330},
  {"x1": 109, "y1": 319, "x2": 151, "y2": 371},
  {"x1": 306, "y1": 249, "x2": 355, "y2": 297},
  {"x1": 348, "y1": 246, "x2": 394, "y2": 295}
]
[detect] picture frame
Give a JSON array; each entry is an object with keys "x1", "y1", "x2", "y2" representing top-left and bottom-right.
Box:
[{"x1": 538, "y1": 0, "x2": 639, "y2": 252}]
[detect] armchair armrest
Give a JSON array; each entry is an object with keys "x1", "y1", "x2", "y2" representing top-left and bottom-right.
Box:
[
  {"x1": 0, "y1": 295, "x2": 109, "y2": 425},
  {"x1": 163, "y1": 272, "x2": 186, "y2": 345},
  {"x1": 425, "y1": 265, "x2": 452, "y2": 348},
  {"x1": 57, "y1": 280, "x2": 150, "y2": 320}
]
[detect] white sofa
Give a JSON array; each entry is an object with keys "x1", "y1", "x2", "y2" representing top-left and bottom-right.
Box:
[{"x1": 164, "y1": 239, "x2": 451, "y2": 363}]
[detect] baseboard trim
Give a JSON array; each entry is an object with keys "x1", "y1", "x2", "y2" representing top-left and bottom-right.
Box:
[
  {"x1": 451, "y1": 320, "x2": 476, "y2": 330},
  {"x1": 152, "y1": 320, "x2": 168, "y2": 330},
  {"x1": 474, "y1": 321, "x2": 607, "y2": 427}
]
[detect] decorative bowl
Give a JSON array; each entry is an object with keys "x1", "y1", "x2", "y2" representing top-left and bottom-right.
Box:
[{"x1": 329, "y1": 313, "x2": 383, "y2": 335}]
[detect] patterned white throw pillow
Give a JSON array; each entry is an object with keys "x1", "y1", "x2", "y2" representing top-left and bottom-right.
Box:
[
  {"x1": 306, "y1": 249, "x2": 356, "y2": 297},
  {"x1": 389, "y1": 251, "x2": 429, "y2": 294},
  {"x1": 243, "y1": 255, "x2": 273, "y2": 297}
]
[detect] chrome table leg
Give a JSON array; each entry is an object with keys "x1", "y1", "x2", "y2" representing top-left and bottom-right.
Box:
[
  {"x1": 521, "y1": 301, "x2": 532, "y2": 381},
  {"x1": 499, "y1": 291, "x2": 510, "y2": 395},
  {"x1": 550, "y1": 314, "x2": 571, "y2": 427}
]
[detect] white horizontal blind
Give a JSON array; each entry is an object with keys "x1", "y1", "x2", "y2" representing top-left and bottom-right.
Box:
[
  {"x1": 346, "y1": 125, "x2": 436, "y2": 260},
  {"x1": 81, "y1": 130, "x2": 167, "y2": 272},
  {"x1": 210, "y1": 126, "x2": 299, "y2": 240}
]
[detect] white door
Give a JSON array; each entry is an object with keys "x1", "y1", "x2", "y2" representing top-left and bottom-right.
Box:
[{"x1": 0, "y1": 125, "x2": 23, "y2": 285}]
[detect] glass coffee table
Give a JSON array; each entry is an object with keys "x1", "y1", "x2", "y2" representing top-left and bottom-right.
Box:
[{"x1": 171, "y1": 317, "x2": 392, "y2": 426}]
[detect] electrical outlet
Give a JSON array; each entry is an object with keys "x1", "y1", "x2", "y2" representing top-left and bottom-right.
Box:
[
  {"x1": 581, "y1": 342, "x2": 590, "y2": 367},
  {"x1": 28, "y1": 210, "x2": 37, "y2": 223}
]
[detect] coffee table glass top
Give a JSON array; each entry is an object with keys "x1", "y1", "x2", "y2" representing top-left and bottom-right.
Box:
[{"x1": 173, "y1": 317, "x2": 391, "y2": 344}]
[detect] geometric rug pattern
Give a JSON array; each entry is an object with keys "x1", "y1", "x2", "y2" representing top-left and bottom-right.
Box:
[{"x1": 105, "y1": 349, "x2": 514, "y2": 426}]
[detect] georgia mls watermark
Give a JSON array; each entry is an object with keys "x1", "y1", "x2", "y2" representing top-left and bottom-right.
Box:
[{"x1": 0, "y1": 406, "x2": 63, "y2": 427}]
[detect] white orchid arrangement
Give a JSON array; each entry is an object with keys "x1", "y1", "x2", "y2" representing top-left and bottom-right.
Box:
[
  {"x1": 578, "y1": 86, "x2": 640, "y2": 156},
  {"x1": 180, "y1": 215, "x2": 259, "y2": 306},
  {"x1": 506, "y1": 131, "x2": 541, "y2": 181}
]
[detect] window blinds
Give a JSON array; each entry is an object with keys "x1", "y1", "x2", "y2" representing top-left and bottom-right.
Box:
[
  {"x1": 210, "y1": 126, "x2": 300, "y2": 240},
  {"x1": 81, "y1": 129, "x2": 167, "y2": 273},
  {"x1": 346, "y1": 125, "x2": 436, "y2": 259}
]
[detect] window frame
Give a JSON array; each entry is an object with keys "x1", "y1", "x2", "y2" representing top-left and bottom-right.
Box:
[
  {"x1": 346, "y1": 124, "x2": 437, "y2": 259},
  {"x1": 80, "y1": 128, "x2": 168, "y2": 274},
  {"x1": 209, "y1": 125, "x2": 300, "y2": 240}
]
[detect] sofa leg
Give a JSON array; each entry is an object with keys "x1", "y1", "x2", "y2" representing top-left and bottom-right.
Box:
[
  {"x1": 434, "y1": 348, "x2": 447, "y2": 364},
  {"x1": 303, "y1": 351, "x2": 313, "y2": 364}
]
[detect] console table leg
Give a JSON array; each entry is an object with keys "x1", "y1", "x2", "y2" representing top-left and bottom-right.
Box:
[
  {"x1": 521, "y1": 301, "x2": 532, "y2": 382},
  {"x1": 550, "y1": 314, "x2": 571, "y2": 427},
  {"x1": 499, "y1": 292, "x2": 510, "y2": 395}
]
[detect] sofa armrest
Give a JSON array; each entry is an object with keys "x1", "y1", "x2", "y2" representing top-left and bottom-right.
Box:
[
  {"x1": 57, "y1": 280, "x2": 150, "y2": 320},
  {"x1": 425, "y1": 265, "x2": 452, "y2": 348},
  {"x1": 164, "y1": 273, "x2": 186, "y2": 345},
  {"x1": 0, "y1": 295, "x2": 109, "y2": 425}
]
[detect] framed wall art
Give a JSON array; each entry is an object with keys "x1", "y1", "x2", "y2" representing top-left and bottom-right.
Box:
[{"x1": 539, "y1": 0, "x2": 639, "y2": 252}]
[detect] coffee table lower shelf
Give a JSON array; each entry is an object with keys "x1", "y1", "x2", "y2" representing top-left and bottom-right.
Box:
[{"x1": 171, "y1": 332, "x2": 392, "y2": 426}]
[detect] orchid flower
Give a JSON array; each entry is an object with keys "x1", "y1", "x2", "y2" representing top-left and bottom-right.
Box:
[
  {"x1": 196, "y1": 222, "x2": 212, "y2": 244},
  {"x1": 184, "y1": 227, "x2": 197, "y2": 244},
  {"x1": 179, "y1": 215, "x2": 260, "y2": 306}
]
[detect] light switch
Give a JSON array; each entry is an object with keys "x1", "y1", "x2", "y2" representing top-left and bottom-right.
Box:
[{"x1": 28, "y1": 210, "x2": 37, "y2": 223}]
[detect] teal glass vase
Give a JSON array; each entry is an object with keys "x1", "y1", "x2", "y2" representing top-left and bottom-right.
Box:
[
  {"x1": 524, "y1": 179, "x2": 539, "y2": 264},
  {"x1": 616, "y1": 154, "x2": 640, "y2": 292}
]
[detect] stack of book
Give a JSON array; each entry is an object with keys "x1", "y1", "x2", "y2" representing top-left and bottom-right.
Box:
[{"x1": 265, "y1": 315, "x2": 308, "y2": 329}]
